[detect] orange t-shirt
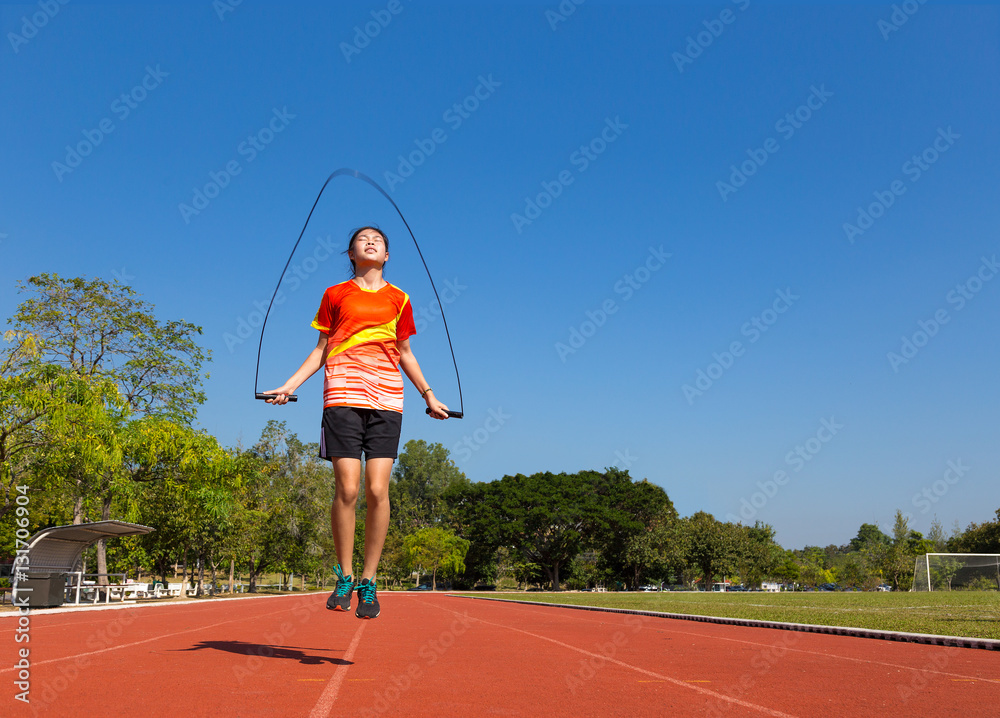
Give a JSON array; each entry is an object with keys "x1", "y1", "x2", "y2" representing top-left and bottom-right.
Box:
[{"x1": 311, "y1": 281, "x2": 416, "y2": 412}]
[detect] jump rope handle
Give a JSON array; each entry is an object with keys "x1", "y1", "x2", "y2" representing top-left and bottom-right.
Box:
[
  {"x1": 255, "y1": 393, "x2": 298, "y2": 403},
  {"x1": 427, "y1": 408, "x2": 463, "y2": 419}
]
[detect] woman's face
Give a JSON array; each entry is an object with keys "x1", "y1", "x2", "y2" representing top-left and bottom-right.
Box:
[{"x1": 350, "y1": 228, "x2": 388, "y2": 270}]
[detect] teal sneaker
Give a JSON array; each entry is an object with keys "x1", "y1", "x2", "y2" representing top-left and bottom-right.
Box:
[
  {"x1": 327, "y1": 564, "x2": 355, "y2": 611},
  {"x1": 355, "y1": 577, "x2": 380, "y2": 619}
]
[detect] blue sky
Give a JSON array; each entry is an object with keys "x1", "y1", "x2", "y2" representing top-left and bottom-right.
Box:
[{"x1": 2, "y1": 1, "x2": 998, "y2": 549}]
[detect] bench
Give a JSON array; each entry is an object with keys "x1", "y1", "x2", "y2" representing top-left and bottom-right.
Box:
[
  {"x1": 120, "y1": 582, "x2": 151, "y2": 599},
  {"x1": 12, "y1": 521, "x2": 154, "y2": 608},
  {"x1": 73, "y1": 575, "x2": 129, "y2": 604},
  {"x1": 157, "y1": 582, "x2": 200, "y2": 598}
]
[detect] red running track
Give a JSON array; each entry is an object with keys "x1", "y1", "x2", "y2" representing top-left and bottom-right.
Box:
[{"x1": 2, "y1": 593, "x2": 998, "y2": 717}]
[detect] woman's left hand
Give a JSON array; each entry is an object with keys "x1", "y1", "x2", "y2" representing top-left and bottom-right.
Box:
[{"x1": 426, "y1": 394, "x2": 450, "y2": 419}]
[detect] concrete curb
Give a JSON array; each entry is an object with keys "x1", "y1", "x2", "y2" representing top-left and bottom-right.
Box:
[{"x1": 451, "y1": 595, "x2": 1000, "y2": 651}]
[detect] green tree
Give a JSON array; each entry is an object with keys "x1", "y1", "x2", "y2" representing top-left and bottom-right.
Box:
[
  {"x1": 849, "y1": 523, "x2": 890, "y2": 552},
  {"x1": 447, "y1": 469, "x2": 681, "y2": 590},
  {"x1": 887, "y1": 510, "x2": 916, "y2": 590},
  {"x1": 731, "y1": 522, "x2": 782, "y2": 588},
  {"x1": 137, "y1": 478, "x2": 196, "y2": 583},
  {"x1": 491, "y1": 471, "x2": 600, "y2": 590},
  {"x1": 859, "y1": 540, "x2": 889, "y2": 588},
  {"x1": 949, "y1": 509, "x2": 1000, "y2": 554},
  {"x1": 835, "y1": 556, "x2": 867, "y2": 588},
  {"x1": 948, "y1": 508, "x2": 1000, "y2": 590},
  {"x1": 390, "y1": 440, "x2": 469, "y2": 530},
  {"x1": 129, "y1": 425, "x2": 242, "y2": 590},
  {"x1": 0, "y1": 347, "x2": 64, "y2": 522},
  {"x1": 231, "y1": 422, "x2": 329, "y2": 592},
  {"x1": 620, "y1": 502, "x2": 686, "y2": 589},
  {"x1": 772, "y1": 552, "x2": 800, "y2": 585},
  {"x1": 681, "y1": 512, "x2": 735, "y2": 589},
  {"x1": 26, "y1": 372, "x2": 132, "y2": 583},
  {"x1": 589, "y1": 469, "x2": 675, "y2": 588},
  {"x1": 0, "y1": 359, "x2": 119, "y2": 528},
  {"x1": 377, "y1": 530, "x2": 412, "y2": 588},
  {"x1": 566, "y1": 550, "x2": 608, "y2": 591},
  {"x1": 927, "y1": 517, "x2": 948, "y2": 552},
  {"x1": 445, "y1": 480, "x2": 505, "y2": 587},
  {"x1": 4, "y1": 274, "x2": 211, "y2": 579},
  {"x1": 795, "y1": 546, "x2": 834, "y2": 587},
  {"x1": 403, "y1": 526, "x2": 470, "y2": 590},
  {"x1": 8, "y1": 274, "x2": 209, "y2": 423}
]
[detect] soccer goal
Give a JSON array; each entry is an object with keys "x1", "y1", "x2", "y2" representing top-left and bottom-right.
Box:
[{"x1": 911, "y1": 553, "x2": 1000, "y2": 591}]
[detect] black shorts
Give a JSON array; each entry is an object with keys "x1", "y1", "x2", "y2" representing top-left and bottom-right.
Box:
[{"x1": 319, "y1": 406, "x2": 403, "y2": 461}]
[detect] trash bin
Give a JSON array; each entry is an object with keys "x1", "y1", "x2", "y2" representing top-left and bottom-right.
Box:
[{"x1": 14, "y1": 574, "x2": 66, "y2": 608}]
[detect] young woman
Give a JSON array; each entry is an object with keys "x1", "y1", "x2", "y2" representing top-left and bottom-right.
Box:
[{"x1": 264, "y1": 226, "x2": 450, "y2": 619}]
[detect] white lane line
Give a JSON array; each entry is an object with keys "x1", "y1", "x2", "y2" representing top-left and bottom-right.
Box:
[
  {"x1": 0, "y1": 605, "x2": 297, "y2": 674},
  {"x1": 499, "y1": 601, "x2": 1000, "y2": 685},
  {"x1": 654, "y1": 624, "x2": 1000, "y2": 685},
  {"x1": 0, "y1": 591, "x2": 313, "y2": 619},
  {"x1": 309, "y1": 621, "x2": 367, "y2": 718},
  {"x1": 424, "y1": 600, "x2": 800, "y2": 718}
]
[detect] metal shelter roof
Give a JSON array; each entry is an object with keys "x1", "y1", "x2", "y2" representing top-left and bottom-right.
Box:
[{"x1": 20, "y1": 521, "x2": 154, "y2": 575}]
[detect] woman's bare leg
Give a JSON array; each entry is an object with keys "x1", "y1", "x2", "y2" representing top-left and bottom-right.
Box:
[
  {"x1": 331, "y1": 457, "x2": 362, "y2": 577},
  {"x1": 360, "y1": 457, "x2": 394, "y2": 581}
]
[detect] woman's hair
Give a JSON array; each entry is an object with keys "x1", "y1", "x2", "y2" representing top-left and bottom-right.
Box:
[{"x1": 344, "y1": 225, "x2": 389, "y2": 276}]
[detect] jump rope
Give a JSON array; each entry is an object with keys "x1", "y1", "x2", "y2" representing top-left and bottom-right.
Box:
[{"x1": 253, "y1": 168, "x2": 464, "y2": 419}]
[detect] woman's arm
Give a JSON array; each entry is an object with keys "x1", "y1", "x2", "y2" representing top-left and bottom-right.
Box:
[
  {"x1": 263, "y1": 331, "x2": 329, "y2": 405},
  {"x1": 397, "y1": 337, "x2": 450, "y2": 419}
]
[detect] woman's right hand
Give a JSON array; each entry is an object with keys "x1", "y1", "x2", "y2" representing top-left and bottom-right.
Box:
[{"x1": 262, "y1": 386, "x2": 296, "y2": 405}]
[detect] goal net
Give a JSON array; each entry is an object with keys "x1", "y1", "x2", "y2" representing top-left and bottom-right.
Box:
[{"x1": 911, "y1": 553, "x2": 1000, "y2": 591}]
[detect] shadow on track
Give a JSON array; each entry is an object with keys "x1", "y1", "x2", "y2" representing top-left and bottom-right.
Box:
[{"x1": 177, "y1": 640, "x2": 354, "y2": 666}]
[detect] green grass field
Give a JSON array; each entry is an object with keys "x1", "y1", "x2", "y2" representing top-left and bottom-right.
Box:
[{"x1": 454, "y1": 591, "x2": 1000, "y2": 640}]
